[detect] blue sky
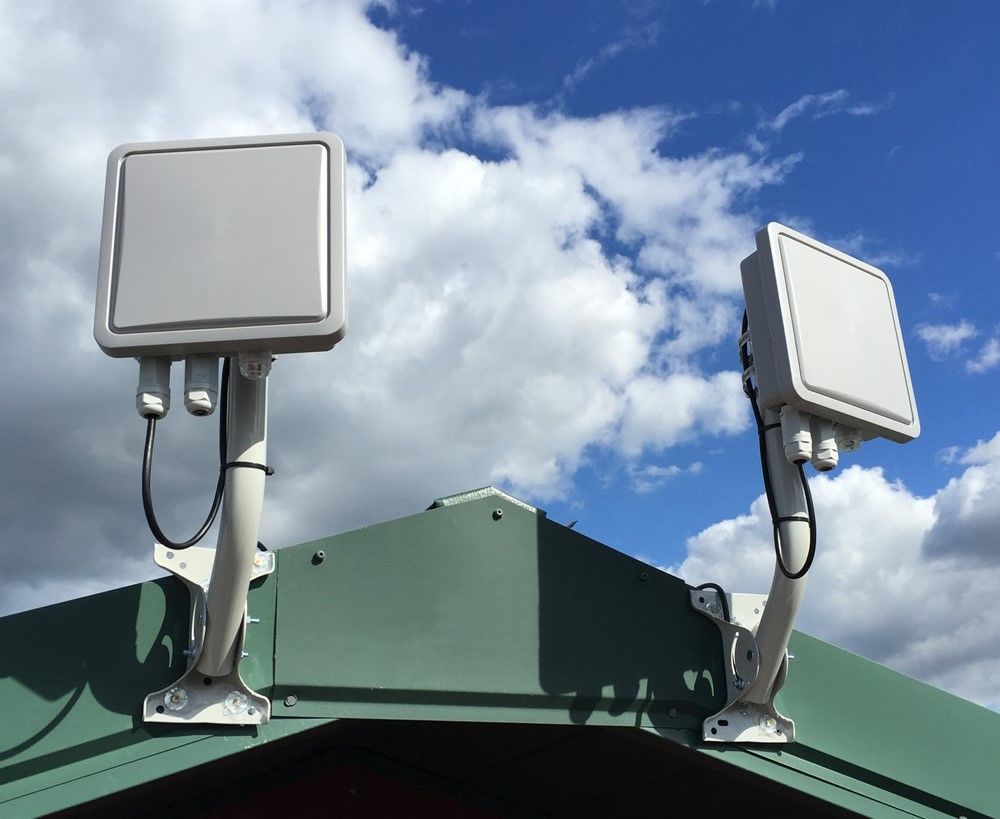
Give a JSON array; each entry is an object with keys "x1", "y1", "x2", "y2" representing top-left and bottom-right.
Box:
[{"x1": 0, "y1": 0, "x2": 997, "y2": 707}]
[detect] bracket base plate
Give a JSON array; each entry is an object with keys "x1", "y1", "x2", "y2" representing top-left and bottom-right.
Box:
[
  {"x1": 690, "y1": 589, "x2": 795, "y2": 743},
  {"x1": 143, "y1": 542, "x2": 274, "y2": 726}
]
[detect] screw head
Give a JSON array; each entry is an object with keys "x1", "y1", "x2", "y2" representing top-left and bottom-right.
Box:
[
  {"x1": 639, "y1": 571, "x2": 649, "y2": 582},
  {"x1": 164, "y1": 687, "x2": 188, "y2": 711},
  {"x1": 284, "y1": 694, "x2": 298, "y2": 707},
  {"x1": 492, "y1": 508, "x2": 503, "y2": 520},
  {"x1": 312, "y1": 550, "x2": 326, "y2": 565},
  {"x1": 223, "y1": 691, "x2": 249, "y2": 715}
]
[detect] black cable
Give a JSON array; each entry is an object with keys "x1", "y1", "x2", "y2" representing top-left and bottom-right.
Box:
[
  {"x1": 141, "y1": 357, "x2": 231, "y2": 550},
  {"x1": 740, "y1": 311, "x2": 817, "y2": 580},
  {"x1": 695, "y1": 582, "x2": 731, "y2": 623}
]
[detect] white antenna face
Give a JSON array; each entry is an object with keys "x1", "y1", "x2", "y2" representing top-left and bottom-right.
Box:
[
  {"x1": 94, "y1": 132, "x2": 346, "y2": 358},
  {"x1": 741, "y1": 222, "x2": 919, "y2": 443}
]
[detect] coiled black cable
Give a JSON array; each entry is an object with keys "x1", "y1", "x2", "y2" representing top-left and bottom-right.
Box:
[
  {"x1": 141, "y1": 357, "x2": 230, "y2": 550},
  {"x1": 739, "y1": 312, "x2": 817, "y2": 580}
]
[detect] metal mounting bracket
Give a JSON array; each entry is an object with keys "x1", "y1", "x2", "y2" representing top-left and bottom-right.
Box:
[
  {"x1": 143, "y1": 542, "x2": 274, "y2": 725},
  {"x1": 690, "y1": 588, "x2": 794, "y2": 743}
]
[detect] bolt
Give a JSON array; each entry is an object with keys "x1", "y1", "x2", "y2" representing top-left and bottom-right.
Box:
[
  {"x1": 284, "y1": 694, "x2": 298, "y2": 707},
  {"x1": 182, "y1": 648, "x2": 194, "y2": 657},
  {"x1": 223, "y1": 691, "x2": 249, "y2": 715},
  {"x1": 492, "y1": 508, "x2": 503, "y2": 520},
  {"x1": 247, "y1": 706, "x2": 257, "y2": 716},
  {"x1": 164, "y1": 687, "x2": 188, "y2": 711},
  {"x1": 312, "y1": 550, "x2": 325, "y2": 565},
  {"x1": 639, "y1": 571, "x2": 649, "y2": 582},
  {"x1": 667, "y1": 707, "x2": 678, "y2": 717},
  {"x1": 247, "y1": 616, "x2": 261, "y2": 624},
  {"x1": 241, "y1": 651, "x2": 250, "y2": 658}
]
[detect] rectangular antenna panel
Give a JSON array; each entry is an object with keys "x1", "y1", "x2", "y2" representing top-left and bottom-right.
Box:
[
  {"x1": 741, "y1": 222, "x2": 919, "y2": 442},
  {"x1": 94, "y1": 132, "x2": 346, "y2": 357}
]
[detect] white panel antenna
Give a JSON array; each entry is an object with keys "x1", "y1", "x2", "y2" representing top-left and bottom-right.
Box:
[
  {"x1": 93, "y1": 132, "x2": 347, "y2": 727},
  {"x1": 692, "y1": 222, "x2": 920, "y2": 745},
  {"x1": 741, "y1": 222, "x2": 918, "y2": 445},
  {"x1": 95, "y1": 132, "x2": 346, "y2": 358}
]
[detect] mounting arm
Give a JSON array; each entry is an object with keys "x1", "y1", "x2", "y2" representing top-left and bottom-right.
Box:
[
  {"x1": 744, "y1": 405, "x2": 810, "y2": 704},
  {"x1": 198, "y1": 366, "x2": 268, "y2": 677},
  {"x1": 691, "y1": 406, "x2": 811, "y2": 743},
  {"x1": 143, "y1": 355, "x2": 275, "y2": 726}
]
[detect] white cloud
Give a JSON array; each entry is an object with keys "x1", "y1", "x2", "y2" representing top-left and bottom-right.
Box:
[
  {"x1": 563, "y1": 23, "x2": 661, "y2": 91},
  {"x1": 914, "y1": 320, "x2": 978, "y2": 359},
  {"x1": 0, "y1": 1, "x2": 797, "y2": 615},
  {"x1": 927, "y1": 291, "x2": 958, "y2": 308},
  {"x1": 961, "y1": 432, "x2": 1000, "y2": 465},
  {"x1": 674, "y1": 451, "x2": 1000, "y2": 709},
  {"x1": 923, "y1": 431, "x2": 1000, "y2": 565},
  {"x1": 476, "y1": 106, "x2": 801, "y2": 295},
  {"x1": 967, "y1": 337, "x2": 1000, "y2": 374},
  {"x1": 761, "y1": 89, "x2": 893, "y2": 132},
  {"x1": 823, "y1": 230, "x2": 919, "y2": 269},
  {"x1": 619, "y1": 372, "x2": 749, "y2": 457},
  {"x1": 627, "y1": 461, "x2": 703, "y2": 494}
]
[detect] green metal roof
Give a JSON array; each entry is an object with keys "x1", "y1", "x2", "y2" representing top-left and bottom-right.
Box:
[{"x1": 1, "y1": 487, "x2": 997, "y2": 817}]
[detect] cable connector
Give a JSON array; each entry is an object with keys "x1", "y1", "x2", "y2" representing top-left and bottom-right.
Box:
[
  {"x1": 778, "y1": 405, "x2": 811, "y2": 465},
  {"x1": 809, "y1": 417, "x2": 838, "y2": 472},
  {"x1": 137, "y1": 357, "x2": 171, "y2": 419},
  {"x1": 184, "y1": 355, "x2": 220, "y2": 416}
]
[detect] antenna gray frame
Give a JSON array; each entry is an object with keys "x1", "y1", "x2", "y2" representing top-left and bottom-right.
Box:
[
  {"x1": 741, "y1": 222, "x2": 918, "y2": 443},
  {"x1": 94, "y1": 132, "x2": 346, "y2": 358}
]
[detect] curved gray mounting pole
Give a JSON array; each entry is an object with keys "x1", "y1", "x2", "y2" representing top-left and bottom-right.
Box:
[
  {"x1": 144, "y1": 360, "x2": 273, "y2": 725},
  {"x1": 692, "y1": 405, "x2": 809, "y2": 743}
]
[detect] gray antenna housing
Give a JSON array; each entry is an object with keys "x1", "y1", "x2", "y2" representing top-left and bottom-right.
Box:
[
  {"x1": 741, "y1": 222, "x2": 919, "y2": 443},
  {"x1": 94, "y1": 132, "x2": 346, "y2": 358}
]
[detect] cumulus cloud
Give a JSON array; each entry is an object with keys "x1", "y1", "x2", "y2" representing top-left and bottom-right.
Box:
[
  {"x1": 475, "y1": 106, "x2": 801, "y2": 295},
  {"x1": 966, "y1": 337, "x2": 1000, "y2": 374},
  {"x1": 914, "y1": 320, "x2": 978, "y2": 359},
  {"x1": 923, "y1": 432, "x2": 1000, "y2": 564},
  {"x1": 674, "y1": 446, "x2": 1000, "y2": 708},
  {"x1": 0, "y1": 0, "x2": 795, "y2": 615}
]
